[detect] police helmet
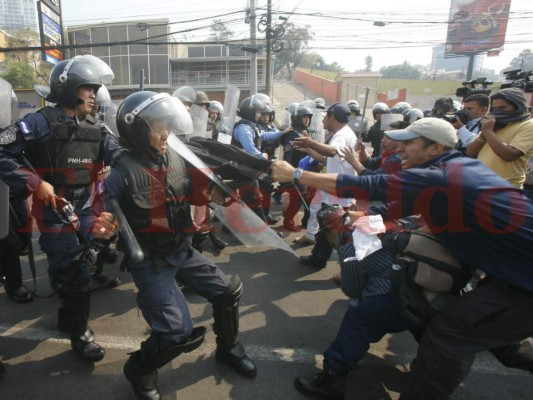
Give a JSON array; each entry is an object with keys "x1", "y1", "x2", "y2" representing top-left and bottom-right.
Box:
[
  {"x1": 314, "y1": 97, "x2": 326, "y2": 110},
  {"x1": 208, "y1": 100, "x2": 224, "y2": 116},
  {"x1": 347, "y1": 99, "x2": 359, "y2": 107},
  {"x1": 47, "y1": 55, "x2": 114, "y2": 107},
  {"x1": 172, "y1": 86, "x2": 196, "y2": 106},
  {"x1": 285, "y1": 102, "x2": 299, "y2": 115},
  {"x1": 291, "y1": 105, "x2": 313, "y2": 130},
  {"x1": 238, "y1": 96, "x2": 265, "y2": 121},
  {"x1": 347, "y1": 102, "x2": 361, "y2": 115},
  {"x1": 195, "y1": 91, "x2": 210, "y2": 107},
  {"x1": 390, "y1": 101, "x2": 411, "y2": 114},
  {"x1": 404, "y1": 108, "x2": 424, "y2": 124},
  {"x1": 116, "y1": 91, "x2": 193, "y2": 152},
  {"x1": 95, "y1": 84, "x2": 112, "y2": 107},
  {"x1": 300, "y1": 99, "x2": 316, "y2": 109},
  {"x1": 254, "y1": 93, "x2": 272, "y2": 106},
  {"x1": 372, "y1": 102, "x2": 390, "y2": 115}
]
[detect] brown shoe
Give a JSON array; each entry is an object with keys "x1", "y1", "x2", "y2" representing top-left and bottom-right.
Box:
[
  {"x1": 294, "y1": 235, "x2": 316, "y2": 246},
  {"x1": 332, "y1": 273, "x2": 341, "y2": 287}
]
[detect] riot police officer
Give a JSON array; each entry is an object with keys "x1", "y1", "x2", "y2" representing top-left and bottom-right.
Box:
[
  {"x1": 85, "y1": 91, "x2": 256, "y2": 400},
  {"x1": 0, "y1": 55, "x2": 123, "y2": 362},
  {"x1": 365, "y1": 102, "x2": 390, "y2": 157},
  {"x1": 232, "y1": 95, "x2": 290, "y2": 223}
]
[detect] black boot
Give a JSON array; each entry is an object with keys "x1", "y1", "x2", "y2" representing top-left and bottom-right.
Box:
[
  {"x1": 209, "y1": 231, "x2": 228, "y2": 252},
  {"x1": 213, "y1": 276, "x2": 257, "y2": 377},
  {"x1": 2, "y1": 254, "x2": 33, "y2": 303},
  {"x1": 294, "y1": 364, "x2": 346, "y2": 400},
  {"x1": 191, "y1": 232, "x2": 209, "y2": 253},
  {"x1": 62, "y1": 291, "x2": 106, "y2": 362},
  {"x1": 124, "y1": 327, "x2": 206, "y2": 400}
]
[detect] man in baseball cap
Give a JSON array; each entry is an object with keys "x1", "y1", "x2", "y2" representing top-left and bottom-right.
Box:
[{"x1": 384, "y1": 117, "x2": 458, "y2": 149}]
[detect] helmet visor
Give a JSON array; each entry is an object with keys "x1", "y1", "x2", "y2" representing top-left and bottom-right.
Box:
[
  {"x1": 63, "y1": 55, "x2": 115, "y2": 85},
  {"x1": 138, "y1": 95, "x2": 193, "y2": 137}
]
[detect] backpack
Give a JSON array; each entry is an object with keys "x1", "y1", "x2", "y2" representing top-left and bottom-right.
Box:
[{"x1": 388, "y1": 230, "x2": 473, "y2": 327}]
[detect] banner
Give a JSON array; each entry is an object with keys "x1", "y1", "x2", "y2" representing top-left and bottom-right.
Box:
[{"x1": 445, "y1": 0, "x2": 512, "y2": 56}]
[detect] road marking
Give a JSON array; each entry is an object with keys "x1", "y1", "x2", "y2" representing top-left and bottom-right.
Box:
[{"x1": 0, "y1": 322, "x2": 529, "y2": 377}]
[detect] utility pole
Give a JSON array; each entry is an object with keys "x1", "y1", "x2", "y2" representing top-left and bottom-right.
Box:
[
  {"x1": 249, "y1": 0, "x2": 258, "y2": 95},
  {"x1": 265, "y1": 0, "x2": 272, "y2": 97}
]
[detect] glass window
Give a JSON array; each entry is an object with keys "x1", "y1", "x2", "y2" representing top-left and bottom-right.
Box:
[
  {"x1": 91, "y1": 27, "x2": 109, "y2": 58},
  {"x1": 205, "y1": 46, "x2": 222, "y2": 57},
  {"x1": 147, "y1": 25, "x2": 168, "y2": 55},
  {"x1": 149, "y1": 55, "x2": 169, "y2": 84},
  {"x1": 109, "y1": 26, "x2": 128, "y2": 56},
  {"x1": 188, "y1": 46, "x2": 204, "y2": 58},
  {"x1": 110, "y1": 56, "x2": 129, "y2": 86},
  {"x1": 128, "y1": 25, "x2": 147, "y2": 55},
  {"x1": 130, "y1": 55, "x2": 149, "y2": 86},
  {"x1": 229, "y1": 46, "x2": 246, "y2": 56}
]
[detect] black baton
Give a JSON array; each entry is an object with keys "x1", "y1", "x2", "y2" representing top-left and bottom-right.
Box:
[{"x1": 110, "y1": 198, "x2": 144, "y2": 264}]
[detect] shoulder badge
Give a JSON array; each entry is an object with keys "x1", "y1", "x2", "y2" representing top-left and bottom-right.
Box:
[{"x1": 0, "y1": 124, "x2": 19, "y2": 145}]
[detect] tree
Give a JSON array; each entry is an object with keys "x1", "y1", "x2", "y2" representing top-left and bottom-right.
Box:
[
  {"x1": 379, "y1": 62, "x2": 421, "y2": 79},
  {"x1": 365, "y1": 55, "x2": 373, "y2": 72},
  {"x1": 1, "y1": 59, "x2": 35, "y2": 88},
  {"x1": 209, "y1": 19, "x2": 234, "y2": 41},
  {"x1": 273, "y1": 23, "x2": 314, "y2": 79},
  {"x1": 0, "y1": 29, "x2": 52, "y2": 88},
  {"x1": 502, "y1": 49, "x2": 533, "y2": 73}
]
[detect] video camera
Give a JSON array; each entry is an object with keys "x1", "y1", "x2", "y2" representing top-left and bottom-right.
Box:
[
  {"x1": 500, "y1": 69, "x2": 533, "y2": 93},
  {"x1": 455, "y1": 77, "x2": 493, "y2": 98}
]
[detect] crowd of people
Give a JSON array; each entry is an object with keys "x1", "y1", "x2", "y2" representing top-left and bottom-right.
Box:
[{"x1": 1, "y1": 54, "x2": 533, "y2": 400}]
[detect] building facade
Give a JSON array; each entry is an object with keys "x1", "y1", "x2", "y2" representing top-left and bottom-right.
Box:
[{"x1": 0, "y1": 0, "x2": 38, "y2": 34}]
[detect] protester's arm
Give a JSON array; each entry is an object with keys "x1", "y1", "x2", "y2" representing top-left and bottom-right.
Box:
[
  {"x1": 476, "y1": 115, "x2": 524, "y2": 161},
  {"x1": 292, "y1": 136, "x2": 338, "y2": 157}
]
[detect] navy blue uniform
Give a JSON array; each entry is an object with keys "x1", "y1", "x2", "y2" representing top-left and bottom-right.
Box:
[
  {"x1": 86, "y1": 152, "x2": 230, "y2": 351},
  {"x1": 0, "y1": 108, "x2": 124, "y2": 293}
]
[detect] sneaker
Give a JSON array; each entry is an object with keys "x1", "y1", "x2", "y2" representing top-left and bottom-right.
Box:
[{"x1": 294, "y1": 235, "x2": 316, "y2": 246}]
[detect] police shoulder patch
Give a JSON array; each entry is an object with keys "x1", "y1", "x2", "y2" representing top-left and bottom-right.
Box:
[{"x1": 0, "y1": 124, "x2": 19, "y2": 145}]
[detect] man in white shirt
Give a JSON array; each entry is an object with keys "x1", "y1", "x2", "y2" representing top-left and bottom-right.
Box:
[
  {"x1": 451, "y1": 94, "x2": 489, "y2": 153},
  {"x1": 291, "y1": 103, "x2": 357, "y2": 268}
]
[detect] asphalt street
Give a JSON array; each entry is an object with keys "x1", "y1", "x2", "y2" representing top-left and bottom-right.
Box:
[{"x1": 1, "y1": 202, "x2": 532, "y2": 400}]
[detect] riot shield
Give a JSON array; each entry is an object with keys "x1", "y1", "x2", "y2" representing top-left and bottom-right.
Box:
[
  {"x1": 167, "y1": 134, "x2": 297, "y2": 256},
  {"x1": 310, "y1": 108, "x2": 326, "y2": 143},
  {"x1": 190, "y1": 104, "x2": 209, "y2": 138},
  {"x1": 222, "y1": 84, "x2": 240, "y2": 138},
  {"x1": 348, "y1": 116, "x2": 368, "y2": 139},
  {"x1": 380, "y1": 114, "x2": 404, "y2": 130},
  {"x1": 0, "y1": 179, "x2": 9, "y2": 240},
  {"x1": 0, "y1": 78, "x2": 12, "y2": 127}
]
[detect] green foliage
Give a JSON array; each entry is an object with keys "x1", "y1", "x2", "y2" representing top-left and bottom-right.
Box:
[
  {"x1": 503, "y1": 49, "x2": 533, "y2": 73},
  {"x1": 210, "y1": 19, "x2": 234, "y2": 41},
  {"x1": 379, "y1": 62, "x2": 421, "y2": 79},
  {"x1": 0, "y1": 60, "x2": 35, "y2": 88},
  {"x1": 365, "y1": 55, "x2": 373, "y2": 72},
  {"x1": 273, "y1": 23, "x2": 314, "y2": 79}
]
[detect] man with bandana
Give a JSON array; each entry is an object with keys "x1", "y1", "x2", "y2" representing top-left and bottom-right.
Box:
[{"x1": 466, "y1": 88, "x2": 533, "y2": 188}]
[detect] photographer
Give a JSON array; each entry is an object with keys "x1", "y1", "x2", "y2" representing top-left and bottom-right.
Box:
[
  {"x1": 466, "y1": 88, "x2": 533, "y2": 188},
  {"x1": 450, "y1": 94, "x2": 489, "y2": 153}
]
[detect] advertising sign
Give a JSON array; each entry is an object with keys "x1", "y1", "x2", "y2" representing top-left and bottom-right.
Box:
[
  {"x1": 445, "y1": 0, "x2": 512, "y2": 56},
  {"x1": 37, "y1": 1, "x2": 64, "y2": 65}
]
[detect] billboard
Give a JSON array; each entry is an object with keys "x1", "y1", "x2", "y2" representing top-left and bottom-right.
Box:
[
  {"x1": 37, "y1": 1, "x2": 64, "y2": 65},
  {"x1": 445, "y1": 0, "x2": 512, "y2": 56}
]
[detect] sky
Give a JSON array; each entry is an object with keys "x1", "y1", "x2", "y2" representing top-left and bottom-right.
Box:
[{"x1": 60, "y1": 0, "x2": 533, "y2": 74}]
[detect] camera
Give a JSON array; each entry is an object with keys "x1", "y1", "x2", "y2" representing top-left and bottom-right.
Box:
[
  {"x1": 437, "y1": 109, "x2": 469, "y2": 125},
  {"x1": 455, "y1": 77, "x2": 493, "y2": 98},
  {"x1": 500, "y1": 69, "x2": 533, "y2": 93}
]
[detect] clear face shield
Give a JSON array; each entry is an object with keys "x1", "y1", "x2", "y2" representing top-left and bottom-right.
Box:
[
  {"x1": 137, "y1": 95, "x2": 194, "y2": 139},
  {"x1": 58, "y1": 55, "x2": 115, "y2": 86}
]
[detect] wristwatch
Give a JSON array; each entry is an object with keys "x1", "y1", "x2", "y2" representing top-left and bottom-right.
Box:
[{"x1": 293, "y1": 167, "x2": 304, "y2": 185}]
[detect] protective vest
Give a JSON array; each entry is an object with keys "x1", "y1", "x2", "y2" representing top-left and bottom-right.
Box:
[
  {"x1": 115, "y1": 150, "x2": 192, "y2": 257},
  {"x1": 25, "y1": 107, "x2": 102, "y2": 186},
  {"x1": 231, "y1": 119, "x2": 262, "y2": 150}
]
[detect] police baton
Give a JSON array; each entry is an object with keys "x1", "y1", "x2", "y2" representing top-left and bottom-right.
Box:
[{"x1": 109, "y1": 198, "x2": 144, "y2": 264}]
